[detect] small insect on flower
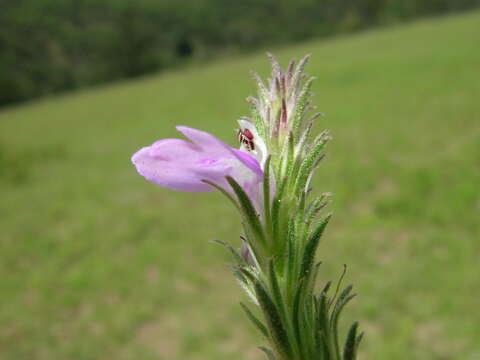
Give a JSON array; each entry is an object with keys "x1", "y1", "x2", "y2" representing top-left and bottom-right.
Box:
[{"x1": 237, "y1": 128, "x2": 255, "y2": 151}]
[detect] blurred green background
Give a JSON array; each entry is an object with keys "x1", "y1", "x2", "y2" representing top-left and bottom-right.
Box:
[
  {"x1": 1, "y1": 3, "x2": 480, "y2": 360},
  {"x1": 1, "y1": 0, "x2": 480, "y2": 106}
]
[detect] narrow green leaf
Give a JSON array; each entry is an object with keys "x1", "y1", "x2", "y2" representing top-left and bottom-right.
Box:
[
  {"x1": 267, "y1": 52, "x2": 281, "y2": 76},
  {"x1": 289, "y1": 54, "x2": 311, "y2": 99},
  {"x1": 238, "y1": 266, "x2": 257, "y2": 283},
  {"x1": 316, "y1": 293, "x2": 329, "y2": 331},
  {"x1": 331, "y1": 288, "x2": 357, "y2": 357},
  {"x1": 271, "y1": 178, "x2": 287, "y2": 249},
  {"x1": 268, "y1": 260, "x2": 286, "y2": 321},
  {"x1": 306, "y1": 261, "x2": 322, "y2": 295},
  {"x1": 343, "y1": 322, "x2": 359, "y2": 360},
  {"x1": 299, "y1": 214, "x2": 332, "y2": 281},
  {"x1": 212, "y1": 239, "x2": 243, "y2": 264},
  {"x1": 301, "y1": 294, "x2": 316, "y2": 358},
  {"x1": 279, "y1": 132, "x2": 295, "y2": 180},
  {"x1": 233, "y1": 267, "x2": 258, "y2": 305},
  {"x1": 329, "y1": 265, "x2": 348, "y2": 307},
  {"x1": 240, "y1": 302, "x2": 269, "y2": 338},
  {"x1": 252, "y1": 71, "x2": 269, "y2": 102},
  {"x1": 356, "y1": 332, "x2": 364, "y2": 350},
  {"x1": 230, "y1": 265, "x2": 248, "y2": 284},
  {"x1": 286, "y1": 58, "x2": 296, "y2": 84},
  {"x1": 226, "y1": 176, "x2": 266, "y2": 247},
  {"x1": 294, "y1": 134, "x2": 329, "y2": 193},
  {"x1": 254, "y1": 279, "x2": 292, "y2": 359},
  {"x1": 304, "y1": 198, "x2": 325, "y2": 223},
  {"x1": 292, "y1": 280, "x2": 308, "y2": 359},
  {"x1": 259, "y1": 346, "x2": 277, "y2": 360},
  {"x1": 320, "y1": 281, "x2": 332, "y2": 296},
  {"x1": 285, "y1": 132, "x2": 295, "y2": 180},
  {"x1": 316, "y1": 293, "x2": 334, "y2": 360},
  {"x1": 291, "y1": 76, "x2": 315, "y2": 138},
  {"x1": 295, "y1": 120, "x2": 313, "y2": 158},
  {"x1": 332, "y1": 285, "x2": 354, "y2": 313},
  {"x1": 292, "y1": 192, "x2": 311, "y2": 247},
  {"x1": 285, "y1": 217, "x2": 296, "y2": 290},
  {"x1": 294, "y1": 54, "x2": 310, "y2": 80},
  {"x1": 332, "y1": 294, "x2": 356, "y2": 333}
]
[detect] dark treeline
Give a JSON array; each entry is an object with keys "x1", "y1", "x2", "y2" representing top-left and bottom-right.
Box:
[{"x1": 1, "y1": 0, "x2": 478, "y2": 106}]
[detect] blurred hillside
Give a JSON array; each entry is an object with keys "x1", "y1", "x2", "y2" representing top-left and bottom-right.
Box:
[
  {"x1": 0, "y1": 10, "x2": 479, "y2": 360},
  {"x1": 1, "y1": 0, "x2": 479, "y2": 106}
]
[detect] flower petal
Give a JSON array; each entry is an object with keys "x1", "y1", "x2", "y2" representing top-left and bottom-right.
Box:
[
  {"x1": 131, "y1": 127, "x2": 263, "y2": 196},
  {"x1": 132, "y1": 139, "x2": 211, "y2": 191}
]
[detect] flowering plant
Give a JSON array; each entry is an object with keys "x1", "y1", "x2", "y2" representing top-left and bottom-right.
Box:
[{"x1": 132, "y1": 54, "x2": 362, "y2": 360}]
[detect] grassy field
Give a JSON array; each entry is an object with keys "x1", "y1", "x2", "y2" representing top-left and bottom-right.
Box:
[{"x1": 1, "y1": 11, "x2": 479, "y2": 360}]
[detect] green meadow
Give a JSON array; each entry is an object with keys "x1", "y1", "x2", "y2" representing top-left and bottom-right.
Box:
[{"x1": 1, "y1": 11, "x2": 479, "y2": 360}]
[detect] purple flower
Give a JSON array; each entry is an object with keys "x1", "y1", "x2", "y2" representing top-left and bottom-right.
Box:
[{"x1": 131, "y1": 126, "x2": 263, "y2": 201}]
